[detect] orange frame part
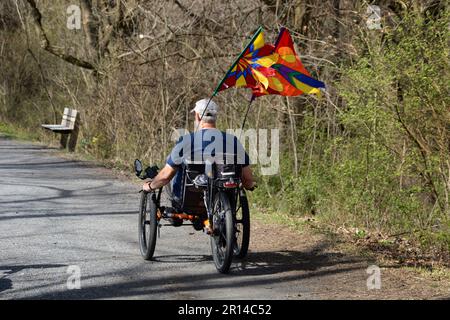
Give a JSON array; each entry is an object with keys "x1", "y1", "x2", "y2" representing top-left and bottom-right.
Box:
[{"x1": 157, "y1": 209, "x2": 210, "y2": 229}]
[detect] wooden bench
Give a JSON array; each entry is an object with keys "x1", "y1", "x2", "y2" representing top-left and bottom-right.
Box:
[{"x1": 41, "y1": 107, "x2": 79, "y2": 151}]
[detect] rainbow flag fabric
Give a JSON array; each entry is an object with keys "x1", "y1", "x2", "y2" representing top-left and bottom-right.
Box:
[{"x1": 215, "y1": 27, "x2": 325, "y2": 98}]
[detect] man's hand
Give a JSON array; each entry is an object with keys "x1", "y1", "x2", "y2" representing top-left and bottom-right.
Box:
[
  {"x1": 241, "y1": 166, "x2": 256, "y2": 190},
  {"x1": 142, "y1": 180, "x2": 153, "y2": 192},
  {"x1": 245, "y1": 182, "x2": 257, "y2": 191},
  {"x1": 142, "y1": 164, "x2": 177, "y2": 192}
]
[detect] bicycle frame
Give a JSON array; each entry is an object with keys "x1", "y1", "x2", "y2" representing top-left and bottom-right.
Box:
[{"x1": 135, "y1": 158, "x2": 242, "y2": 234}]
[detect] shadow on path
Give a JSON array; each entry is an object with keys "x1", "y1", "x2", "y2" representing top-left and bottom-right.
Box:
[
  {"x1": 21, "y1": 240, "x2": 367, "y2": 299},
  {"x1": 0, "y1": 264, "x2": 67, "y2": 294}
]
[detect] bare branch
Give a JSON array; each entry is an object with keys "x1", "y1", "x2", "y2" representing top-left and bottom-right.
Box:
[{"x1": 25, "y1": 0, "x2": 97, "y2": 72}]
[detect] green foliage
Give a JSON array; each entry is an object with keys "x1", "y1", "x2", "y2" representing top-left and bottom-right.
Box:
[
  {"x1": 255, "y1": 11, "x2": 450, "y2": 253},
  {"x1": 0, "y1": 121, "x2": 41, "y2": 141}
]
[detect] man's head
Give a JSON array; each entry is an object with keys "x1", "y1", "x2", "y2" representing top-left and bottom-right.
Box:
[{"x1": 191, "y1": 98, "x2": 219, "y2": 129}]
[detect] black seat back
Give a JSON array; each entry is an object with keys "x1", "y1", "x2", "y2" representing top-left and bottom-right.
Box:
[
  {"x1": 208, "y1": 153, "x2": 242, "y2": 180},
  {"x1": 180, "y1": 162, "x2": 206, "y2": 215}
]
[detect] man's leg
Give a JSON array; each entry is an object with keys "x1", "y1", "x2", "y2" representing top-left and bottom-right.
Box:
[
  {"x1": 170, "y1": 167, "x2": 184, "y2": 210},
  {"x1": 159, "y1": 175, "x2": 183, "y2": 226},
  {"x1": 159, "y1": 184, "x2": 174, "y2": 208}
]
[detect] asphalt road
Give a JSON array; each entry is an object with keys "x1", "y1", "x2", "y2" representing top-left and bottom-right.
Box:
[{"x1": 0, "y1": 135, "x2": 371, "y2": 300}]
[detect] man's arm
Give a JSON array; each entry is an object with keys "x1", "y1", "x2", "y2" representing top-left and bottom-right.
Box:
[
  {"x1": 143, "y1": 164, "x2": 177, "y2": 192},
  {"x1": 234, "y1": 134, "x2": 255, "y2": 190}
]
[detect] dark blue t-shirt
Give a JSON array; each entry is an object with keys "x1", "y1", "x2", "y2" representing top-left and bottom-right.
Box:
[{"x1": 166, "y1": 129, "x2": 250, "y2": 199}]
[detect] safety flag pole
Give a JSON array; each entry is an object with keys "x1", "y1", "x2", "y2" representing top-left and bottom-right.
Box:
[
  {"x1": 213, "y1": 26, "x2": 263, "y2": 96},
  {"x1": 238, "y1": 95, "x2": 256, "y2": 141},
  {"x1": 196, "y1": 27, "x2": 263, "y2": 131}
]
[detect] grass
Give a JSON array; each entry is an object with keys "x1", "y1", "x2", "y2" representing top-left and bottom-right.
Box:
[
  {"x1": 247, "y1": 194, "x2": 311, "y2": 232},
  {"x1": 0, "y1": 121, "x2": 42, "y2": 141},
  {"x1": 404, "y1": 265, "x2": 450, "y2": 282}
]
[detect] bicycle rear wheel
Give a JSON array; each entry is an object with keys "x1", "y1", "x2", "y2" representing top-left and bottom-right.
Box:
[
  {"x1": 234, "y1": 190, "x2": 250, "y2": 259},
  {"x1": 210, "y1": 191, "x2": 235, "y2": 274}
]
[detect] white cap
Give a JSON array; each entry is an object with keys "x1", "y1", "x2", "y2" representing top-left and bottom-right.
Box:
[{"x1": 191, "y1": 98, "x2": 219, "y2": 117}]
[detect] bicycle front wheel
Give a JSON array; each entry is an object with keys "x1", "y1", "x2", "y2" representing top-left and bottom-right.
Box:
[{"x1": 138, "y1": 191, "x2": 158, "y2": 260}]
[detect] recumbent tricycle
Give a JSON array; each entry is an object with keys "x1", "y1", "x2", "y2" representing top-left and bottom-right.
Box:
[{"x1": 134, "y1": 155, "x2": 251, "y2": 274}]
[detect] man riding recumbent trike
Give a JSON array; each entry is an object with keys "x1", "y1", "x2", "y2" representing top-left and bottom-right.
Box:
[{"x1": 133, "y1": 99, "x2": 256, "y2": 274}]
